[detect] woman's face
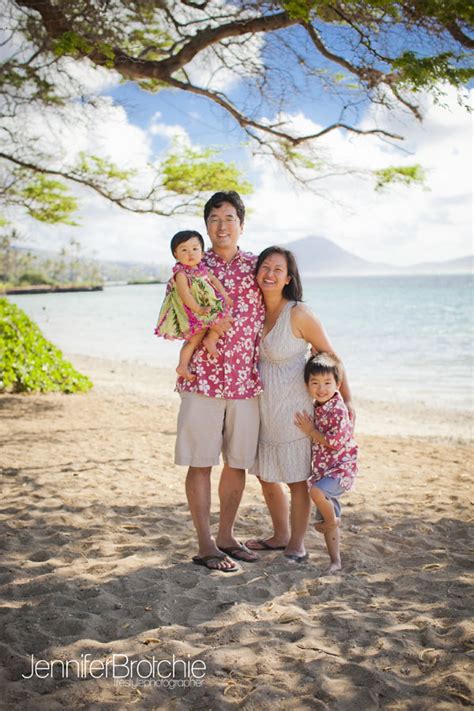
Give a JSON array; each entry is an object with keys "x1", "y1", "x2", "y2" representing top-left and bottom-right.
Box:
[{"x1": 256, "y1": 252, "x2": 291, "y2": 296}]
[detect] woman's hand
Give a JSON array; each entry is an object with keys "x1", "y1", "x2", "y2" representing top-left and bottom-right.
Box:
[{"x1": 345, "y1": 400, "x2": 356, "y2": 426}]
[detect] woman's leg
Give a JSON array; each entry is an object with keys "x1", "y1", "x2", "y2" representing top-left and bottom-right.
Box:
[
  {"x1": 286, "y1": 481, "x2": 311, "y2": 557},
  {"x1": 245, "y1": 479, "x2": 290, "y2": 550},
  {"x1": 176, "y1": 330, "x2": 205, "y2": 380}
]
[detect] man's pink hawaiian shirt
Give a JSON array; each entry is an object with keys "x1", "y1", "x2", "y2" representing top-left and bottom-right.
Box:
[
  {"x1": 308, "y1": 391, "x2": 358, "y2": 490},
  {"x1": 176, "y1": 248, "x2": 265, "y2": 399}
]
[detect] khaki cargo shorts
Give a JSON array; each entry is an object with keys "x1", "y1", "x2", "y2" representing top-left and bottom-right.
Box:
[{"x1": 175, "y1": 392, "x2": 260, "y2": 469}]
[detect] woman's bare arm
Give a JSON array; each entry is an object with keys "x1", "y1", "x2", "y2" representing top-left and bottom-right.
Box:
[{"x1": 292, "y1": 305, "x2": 355, "y2": 420}]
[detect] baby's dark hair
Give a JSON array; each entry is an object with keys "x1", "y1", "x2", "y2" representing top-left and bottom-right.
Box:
[
  {"x1": 304, "y1": 352, "x2": 343, "y2": 385},
  {"x1": 170, "y1": 230, "x2": 205, "y2": 257}
]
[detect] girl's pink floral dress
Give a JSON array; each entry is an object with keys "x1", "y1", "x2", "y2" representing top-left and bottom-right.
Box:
[{"x1": 154, "y1": 262, "x2": 227, "y2": 340}]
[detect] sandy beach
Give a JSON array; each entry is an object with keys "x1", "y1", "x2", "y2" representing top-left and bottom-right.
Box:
[{"x1": 1, "y1": 355, "x2": 472, "y2": 710}]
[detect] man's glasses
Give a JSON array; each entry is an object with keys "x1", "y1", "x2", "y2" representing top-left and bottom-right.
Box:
[{"x1": 207, "y1": 217, "x2": 238, "y2": 226}]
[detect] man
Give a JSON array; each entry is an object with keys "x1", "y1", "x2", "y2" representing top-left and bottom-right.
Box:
[{"x1": 175, "y1": 191, "x2": 264, "y2": 571}]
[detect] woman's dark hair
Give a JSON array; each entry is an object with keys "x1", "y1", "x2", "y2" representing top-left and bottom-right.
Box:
[
  {"x1": 304, "y1": 352, "x2": 343, "y2": 385},
  {"x1": 170, "y1": 230, "x2": 205, "y2": 257},
  {"x1": 256, "y1": 246, "x2": 303, "y2": 302},
  {"x1": 204, "y1": 191, "x2": 245, "y2": 225}
]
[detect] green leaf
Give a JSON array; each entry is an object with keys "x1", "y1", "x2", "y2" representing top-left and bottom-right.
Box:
[
  {"x1": 19, "y1": 175, "x2": 78, "y2": 224},
  {"x1": 160, "y1": 146, "x2": 253, "y2": 196},
  {"x1": 374, "y1": 165, "x2": 427, "y2": 191}
]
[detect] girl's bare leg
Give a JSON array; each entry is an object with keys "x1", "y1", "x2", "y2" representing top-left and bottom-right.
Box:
[
  {"x1": 176, "y1": 331, "x2": 205, "y2": 381},
  {"x1": 310, "y1": 487, "x2": 341, "y2": 571}
]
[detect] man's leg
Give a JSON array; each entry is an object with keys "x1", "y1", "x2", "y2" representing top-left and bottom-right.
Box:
[
  {"x1": 185, "y1": 466, "x2": 236, "y2": 571},
  {"x1": 216, "y1": 464, "x2": 245, "y2": 545},
  {"x1": 216, "y1": 398, "x2": 260, "y2": 561}
]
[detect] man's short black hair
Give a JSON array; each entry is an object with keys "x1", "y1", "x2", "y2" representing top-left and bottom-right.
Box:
[
  {"x1": 204, "y1": 191, "x2": 245, "y2": 225},
  {"x1": 304, "y1": 352, "x2": 343, "y2": 385},
  {"x1": 170, "y1": 230, "x2": 205, "y2": 257}
]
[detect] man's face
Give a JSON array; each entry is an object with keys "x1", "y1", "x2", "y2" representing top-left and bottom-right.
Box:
[{"x1": 206, "y1": 202, "x2": 243, "y2": 253}]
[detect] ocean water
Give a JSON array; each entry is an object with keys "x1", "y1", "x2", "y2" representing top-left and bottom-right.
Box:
[{"x1": 7, "y1": 274, "x2": 473, "y2": 409}]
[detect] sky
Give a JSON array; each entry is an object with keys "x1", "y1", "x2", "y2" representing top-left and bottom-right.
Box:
[{"x1": 11, "y1": 29, "x2": 473, "y2": 268}]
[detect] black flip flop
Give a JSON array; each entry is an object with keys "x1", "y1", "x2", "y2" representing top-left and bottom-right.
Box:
[
  {"x1": 218, "y1": 544, "x2": 259, "y2": 562},
  {"x1": 246, "y1": 538, "x2": 287, "y2": 551},
  {"x1": 192, "y1": 554, "x2": 238, "y2": 572}
]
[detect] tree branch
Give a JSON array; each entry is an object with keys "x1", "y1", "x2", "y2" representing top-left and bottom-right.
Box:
[
  {"x1": 0, "y1": 151, "x2": 178, "y2": 215},
  {"x1": 166, "y1": 76, "x2": 403, "y2": 143},
  {"x1": 303, "y1": 21, "x2": 390, "y2": 89},
  {"x1": 446, "y1": 21, "x2": 474, "y2": 49}
]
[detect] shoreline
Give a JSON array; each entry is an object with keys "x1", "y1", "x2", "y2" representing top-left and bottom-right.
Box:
[{"x1": 69, "y1": 353, "x2": 473, "y2": 444}]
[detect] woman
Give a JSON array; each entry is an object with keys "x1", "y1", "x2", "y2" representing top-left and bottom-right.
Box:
[{"x1": 246, "y1": 246, "x2": 354, "y2": 562}]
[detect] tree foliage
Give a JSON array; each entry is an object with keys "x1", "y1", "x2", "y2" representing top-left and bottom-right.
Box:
[
  {"x1": 0, "y1": 0, "x2": 472, "y2": 222},
  {"x1": 0, "y1": 298, "x2": 92, "y2": 392}
]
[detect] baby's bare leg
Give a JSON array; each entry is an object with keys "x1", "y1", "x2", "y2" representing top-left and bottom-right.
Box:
[
  {"x1": 176, "y1": 331, "x2": 205, "y2": 381},
  {"x1": 202, "y1": 328, "x2": 219, "y2": 357}
]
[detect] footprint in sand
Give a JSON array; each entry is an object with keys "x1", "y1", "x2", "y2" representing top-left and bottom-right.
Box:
[
  {"x1": 171, "y1": 572, "x2": 200, "y2": 589},
  {"x1": 47, "y1": 617, "x2": 85, "y2": 637},
  {"x1": 28, "y1": 550, "x2": 51, "y2": 562}
]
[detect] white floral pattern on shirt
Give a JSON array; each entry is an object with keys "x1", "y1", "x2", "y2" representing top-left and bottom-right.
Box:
[
  {"x1": 308, "y1": 391, "x2": 358, "y2": 490},
  {"x1": 176, "y1": 248, "x2": 265, "y2": 400}
]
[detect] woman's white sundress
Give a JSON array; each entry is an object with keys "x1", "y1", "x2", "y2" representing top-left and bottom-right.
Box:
[{"x1": 251, "y1": 301, "x2": 313, "y2": 483}]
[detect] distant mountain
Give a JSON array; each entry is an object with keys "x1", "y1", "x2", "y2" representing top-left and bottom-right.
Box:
[
  {"x1": 14, "y1": 239, "x2": 472, "y2": 279},
  {"x1": 283, "y1": 236, "x2": 473, "y2": 276}
]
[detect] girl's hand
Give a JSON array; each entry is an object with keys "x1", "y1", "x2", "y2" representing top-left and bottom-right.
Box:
[
  {"x1": 210, "y1": 314, "x2": 234, "y2": 335},
  {"x1": 224, "y1": 296, "x2": 233, "y2": 308},
  {"x1": 199, "y1": 306, "x2": 211, "y2": 316},
  {"x1": 294, "y1": 410, "x2": 315, "y2": 437}
]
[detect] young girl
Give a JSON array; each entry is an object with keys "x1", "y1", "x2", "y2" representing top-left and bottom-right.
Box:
[
  {"x1": 154, "y1": 230, "x2": 232, "y2": 381},
  {"x1": 294, "y1": 352, "x2": 358, "y2": 572}
]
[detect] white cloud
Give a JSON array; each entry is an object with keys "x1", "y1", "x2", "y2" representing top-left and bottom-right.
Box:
[
  {"x1": 245, "y1": 87, "x2": 473, "y2": 265},
  {"x1": 14, "y1": 74, "x2": 472, "y2": 269},
  {"x1": 149, "y1": 112, "x2": 190, "y2": 145}
]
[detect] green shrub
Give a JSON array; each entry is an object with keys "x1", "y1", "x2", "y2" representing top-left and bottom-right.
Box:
[{"x1": 0, "y1": 298, "x2": 92, "y2": 393}]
